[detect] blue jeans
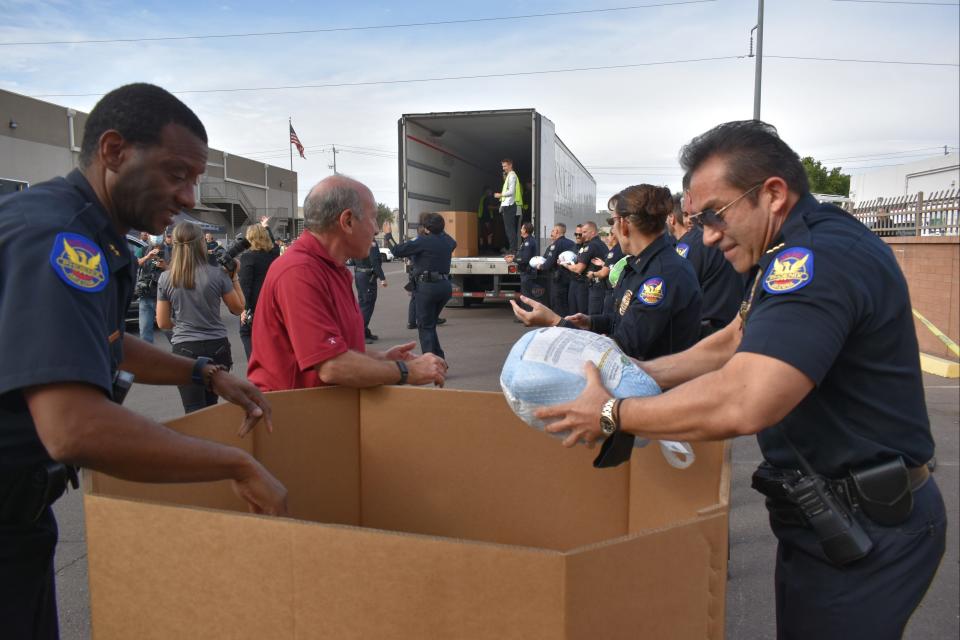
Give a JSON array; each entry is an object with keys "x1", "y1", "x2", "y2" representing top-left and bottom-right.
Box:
[{"x1": 138, "y1": 296, "x2": 157, "y2": 343}]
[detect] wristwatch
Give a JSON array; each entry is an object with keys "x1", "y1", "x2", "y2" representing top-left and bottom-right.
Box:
[
  {"x1": 395, "y1": 360, "x2": 409, "y2": 385},
  {"x1": 599, "y1": 398, "x2": 619, "y2": 436},
  {"x1": 191, "y1": 357, "x2": 213, "y2": 386}
]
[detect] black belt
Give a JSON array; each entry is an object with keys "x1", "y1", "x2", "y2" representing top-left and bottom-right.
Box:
[
  {"x1": 417, "y1": 272, "x2": 449, "y2": 282},
  {"x1": 355, "y1": 267, "x2": 374, "y2": 272}
]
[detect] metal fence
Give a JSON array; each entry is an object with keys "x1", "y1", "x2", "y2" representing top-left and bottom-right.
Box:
[{"x1": 850, "y1": 190, "x2": 959, "y2": 237}]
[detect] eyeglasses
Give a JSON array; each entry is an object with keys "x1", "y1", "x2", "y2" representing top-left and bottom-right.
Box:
[
  {"x1": 688, "y1": 182, "x2": 764, "y2": 230},
  {"x1": 605, "y1": 215, "x2": 623, "y2": 226}
]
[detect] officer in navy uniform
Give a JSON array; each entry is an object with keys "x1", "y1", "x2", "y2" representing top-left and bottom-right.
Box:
[
  {"x1": 534, "y1": 121, "x2": 946, "y2": 640},
  {"x1": 512, "y1": 184, "x2": 702, "y2": 366},
  {"x1": 391, "y1": 213, "x2": 456, "y2": 358},
  {"x1": 349, "y1": 239, "x2": 387, "y2": 343},
  {"x1": 0, "y1": 84, "x2": 287, "y2": 639},
  {"x1": 506, "y1": 222, "x2": 543, "y2": 313},
  {"x1": 564, "y1": 225, "x2": 588, "y2": 314},
  {"x1": 668, "y1": 194, "x2": 742, "y2": 338},
  {"x1": 538, "y1": 223, "x2": 576, "y2": 316},
  {"x1": 566, "y1": 221, "x2": 608, "y2": 315},
  {"x1": 598, "y1": 235, "x2": 625, "y2": 317}
]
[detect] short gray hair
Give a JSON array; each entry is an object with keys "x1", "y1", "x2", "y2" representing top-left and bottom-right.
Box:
[{"x1": 303, "y1": 179, "x2": 366, "y2": 232}]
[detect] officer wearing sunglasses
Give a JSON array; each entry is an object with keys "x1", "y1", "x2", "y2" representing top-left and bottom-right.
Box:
[{"x1": 535, "y1": 120, "x2": 945, "y2": 640}]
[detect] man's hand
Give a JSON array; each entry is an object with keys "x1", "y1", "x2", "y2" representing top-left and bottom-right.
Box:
[
  {"x1": 591, "y1": 257, "x2": 604, "y2": 266},
  {"x1": 494, "y1": 192, "x2": 502, "y2": 198},
  {"x1": 536, "y1": 362, "x2": 612, "y2": 448},
  {"x1": 407, "y1": 353, "x2": 448, "y2": 387},
  {"x1": 384, "y1": 341, "x2": 418, "y2": 362},
  {"x1": 510, "y1": 295, "x2": 560, "y2": 327},
  {"x1": 208, "y1": 370, "x2": 274, "y2": 437},
  {"x1": 231, "y1": 458, "x2": 288, "y2": 516},
  {"x1": 563, "y1": 313, "x2": 591, "y2": 330},
  {"x1": 259, "y1": 215, "x2": 271, "y2": 228},
  {"x1": 379, "y1": 279, "x2": 389, "y2": 288}
]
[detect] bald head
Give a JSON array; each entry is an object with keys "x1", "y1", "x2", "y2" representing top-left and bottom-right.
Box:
[{"x1": 303, "y1": 175, "x2": 374, "y2": 233}]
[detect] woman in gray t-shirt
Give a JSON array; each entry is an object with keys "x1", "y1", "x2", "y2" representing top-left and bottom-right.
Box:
[{"x1": 157, "y1": 222, "x2": 245, "y2": 413}]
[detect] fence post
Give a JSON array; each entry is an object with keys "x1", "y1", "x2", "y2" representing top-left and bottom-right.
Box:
[{"x1": 915, "y1": 191, "x2": 924, "y2": 236}]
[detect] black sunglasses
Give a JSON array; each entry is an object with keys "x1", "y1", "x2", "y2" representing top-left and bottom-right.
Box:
[{"x1": 689, "y1": 183, "x2": 764, "y2": 230}]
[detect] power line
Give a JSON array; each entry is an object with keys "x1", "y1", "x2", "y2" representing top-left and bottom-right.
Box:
[
  {"x1": 22, "y1": 56, "x2": 751, "y2": 98},
  {"x1": 767, "y1": 55, "x2": 958, "y2": 67},
  {"x1": 818, "y1": 146, "x2": 954, "y2": 162},
  {"x1": 0, "y1": 0, "x2": 717, "y2": 47},
  {"x1": 833, "y1": 0, "x2": 959, "y2": 6}
]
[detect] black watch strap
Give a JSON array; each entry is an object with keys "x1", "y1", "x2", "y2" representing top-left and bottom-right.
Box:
[
  {"x1": 192, "y1": 357, "x2": 213, "y2": 386},
  {"x1": 395, "y1": 360, "x2": 409, "y2": 385}
]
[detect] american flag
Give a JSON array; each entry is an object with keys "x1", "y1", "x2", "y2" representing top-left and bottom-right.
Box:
[{"x1": 289, "y1": 123, "x2": 306, "y2": 159}]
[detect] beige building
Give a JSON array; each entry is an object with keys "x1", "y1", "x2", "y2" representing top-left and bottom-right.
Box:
[{"x1": 1, "y1": 87, "x2": 301, "y2": 239}]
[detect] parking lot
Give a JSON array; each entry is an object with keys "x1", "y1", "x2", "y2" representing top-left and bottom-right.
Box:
[{"x1": 53, "y1": 262, "x2": 958, "y2": 639}]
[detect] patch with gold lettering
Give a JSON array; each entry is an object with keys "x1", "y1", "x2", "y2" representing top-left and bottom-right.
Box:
[
  {"x1": 618, "y1": 289, "x2": 633, "y2": 315},
  {"x1": 763, "y1": 247, "x2": 813, "y2": 295},
  {"x1": 49, "y1": 233, "x2": 108, "y2": 292},
  {"x1": 675, "y1": 242, "x2": 690, "y2": 258},
  {"x1": 639, "y1": 277, "x2": 665, "y2": 306}
]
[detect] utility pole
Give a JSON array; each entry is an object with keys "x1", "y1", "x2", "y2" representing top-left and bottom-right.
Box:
[
  {"x1": 752, "y1": 0, "x2": 764, "y2": 120},
  {"x1": 329, "y1": 145, "x2": 338, "y2": 175}
]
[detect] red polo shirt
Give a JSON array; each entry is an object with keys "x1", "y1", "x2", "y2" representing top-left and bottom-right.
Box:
[{"x1": 247, "y1": 231, "x2": 365, "y2": 391}]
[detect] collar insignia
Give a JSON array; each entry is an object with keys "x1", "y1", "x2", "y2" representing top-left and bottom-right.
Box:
[
  {"x1": 676, "y1": 243, "x2": 690, "y2": 258},
  {"x1": 763, "y1": 247, "x2": 813, "y2": 295},
  {"x1": 639, "y1": 277, "x2": 665, "y2": 306},
  {"x1": 49, "y1": 232, "x2": 108, "y2": 292},
  {"x1": 618, "y1": 289, "x2": 633, "y2": 315}
]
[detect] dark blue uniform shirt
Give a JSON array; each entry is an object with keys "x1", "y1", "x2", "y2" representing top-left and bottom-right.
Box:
[
  {"x1": 0, "y1": 169, "x2": 134, "y2": 472},
  {"x1": 542, "y1": 236, "x2": 576, "y2": 280},
  {"x1": 602, "y1": 244, "x2": 624, "y2": 285},
  {"x1": 577, "y1": 236, "x2": 608, "y2": 274},
  {"x1": 675, "y1": 226, "x2": 742, "y2": 326},
  {"x1": 351, "y1": 241, "x2": 386, "y2": 280},
  {"x1": 514, "y1": 236, "x2": 539, "y2": 272},
  {"x1": 739, "y1": 194, "x2": 933, "y2": 477},
  {"x1": 591, "y1": 234, "x2": 702, "y2": 359},
  {"x1": 392, "y1": 232, "x2": 457, "y2": 274}
]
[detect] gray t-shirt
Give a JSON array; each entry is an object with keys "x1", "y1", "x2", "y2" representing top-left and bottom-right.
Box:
[{"x1": 158, "y1": 264, "x2": 233, "y2": 344}]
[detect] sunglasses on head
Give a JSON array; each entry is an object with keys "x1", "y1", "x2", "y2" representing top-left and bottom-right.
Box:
[{"x1": 688, "y1": 182, "x2": 764, "y2": 230}]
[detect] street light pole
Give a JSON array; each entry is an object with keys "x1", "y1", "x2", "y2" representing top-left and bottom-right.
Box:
[{"x1": 753, "y1": 0, "x2": 764, "y2": 120}]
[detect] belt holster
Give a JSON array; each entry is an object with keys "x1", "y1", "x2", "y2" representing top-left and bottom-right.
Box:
[
  {"x1": 846, "y1": 457, "x2": 913, "y2": 526},
  {"x1": 0, "y1": 462, "x2": 79, "y2": 525}
]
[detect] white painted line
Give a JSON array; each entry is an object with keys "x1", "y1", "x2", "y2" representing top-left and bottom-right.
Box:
[{"x1": 924, "y1": 385, "x2": 960, "y2": 389}]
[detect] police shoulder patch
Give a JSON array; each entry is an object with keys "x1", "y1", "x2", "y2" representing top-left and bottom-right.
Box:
[
  {"x1": 49, "y1": 232, "x2": 108, "y2": 292},
  {"x1": 639, "y1": 277, "x2": 665, "y2": 306},
  {"x1": 676, "y1": 243, "x2": 690, "y2": 259},
  {"x1": 763, "y1": 247, "x2": 814, "y2": 295}
]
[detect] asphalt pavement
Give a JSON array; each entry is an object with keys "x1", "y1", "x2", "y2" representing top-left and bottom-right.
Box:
[{"x1": 53, "y1": 261, "x2": 959, "y2": 639}]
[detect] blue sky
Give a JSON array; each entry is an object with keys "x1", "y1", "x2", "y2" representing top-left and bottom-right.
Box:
[{"x1": 2, "y1": 0, "x2": 958, "y2": 208}]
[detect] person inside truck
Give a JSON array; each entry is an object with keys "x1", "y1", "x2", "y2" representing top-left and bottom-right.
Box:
[
  {"x1": 494, "y1": 158, "x2": 524, "y2": 253},
  {"x1": 246, "y1": 176, "x2": 448, "y2": 391},
  {"x1": 477, "y1": 186, "x2": 499, "y2": 254}
]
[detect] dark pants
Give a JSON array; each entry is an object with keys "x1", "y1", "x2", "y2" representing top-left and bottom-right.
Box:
[
  {"x1": 408, "y1": 291, "x2": 417, "y2": 327},
  {"x1": 602, "y1": 287, "x2": 616, "y2": 317},
  {"x1": 415, "y1": 280, "x2": 452, "y2": 358},
  {"x1": 587, "y1": 283, "x2": 605, "y2": 315},
  {"x1": 568, "y1": 279, "x2": 588, "y2": 315},
  {"x1": 239, "y1": 318, "x2": 253, "y2": 361},
  {"x1": 520, "y1": 273, "x2": 546, "y2": 307},
  {"x1": 354, "y1": 270, "x2": 378, "y2": 333},
  {"x1": 501, "y1": 204, "x2": 519, "y2": 252},
  {"x1": 549, "y1": 277, "x2": 570, "y2": 317},
  {"x1": 770, "y1": 476, "x2": 946, "y2": 640},
  {"x1": 0, "y1": 508, "x2": 60, "y2": 639},
  {"x1": 172, "y1": 337, "x2": 233, "y2": 413}
]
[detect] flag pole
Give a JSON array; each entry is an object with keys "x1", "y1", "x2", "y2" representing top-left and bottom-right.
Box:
[{"x1": 289, "y1": 117, "x2": 293, "y2": 171}]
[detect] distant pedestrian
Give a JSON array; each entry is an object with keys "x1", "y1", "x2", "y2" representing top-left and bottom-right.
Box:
[{"x1": 238, "y1": 224, "x2": 278, "y2": 360}]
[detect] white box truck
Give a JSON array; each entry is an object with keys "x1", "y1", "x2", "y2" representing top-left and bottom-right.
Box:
[{"x1": 397, "y1": 109, "x2": 598, "y2": 305}]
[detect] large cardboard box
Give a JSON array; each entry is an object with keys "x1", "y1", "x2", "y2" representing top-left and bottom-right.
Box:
[
  {"x1": 84, "y1": 387, "x2": 730, "y2": 639},
  {"x1": 437, "y1": 210, "x2": 478, "y2": 257}
]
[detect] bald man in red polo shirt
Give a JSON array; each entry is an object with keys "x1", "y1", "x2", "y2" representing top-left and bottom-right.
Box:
[{"x1": 247, "y1": 175, "x2": 447, "y2": 390}]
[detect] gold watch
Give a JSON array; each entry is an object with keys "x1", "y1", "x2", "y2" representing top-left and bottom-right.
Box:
[{"x1": 599, "y1": 398, "x2": 619, "y2": 436}]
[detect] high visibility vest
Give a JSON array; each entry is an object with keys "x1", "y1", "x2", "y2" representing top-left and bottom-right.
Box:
[{"x1": 501, "y1": 171, "x2": 525, "y2": 209}]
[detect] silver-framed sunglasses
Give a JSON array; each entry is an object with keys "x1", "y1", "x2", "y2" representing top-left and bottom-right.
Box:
[{"x1": 688, "y1": 182, "x2": 765, "y2": 229}]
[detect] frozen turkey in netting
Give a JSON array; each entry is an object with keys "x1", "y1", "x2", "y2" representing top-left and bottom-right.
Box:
[{"x1": 499, "y1": 327, "x2": 694, "y2": 468}]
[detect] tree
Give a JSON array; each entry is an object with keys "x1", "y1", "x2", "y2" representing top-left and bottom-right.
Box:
[
  {"x1": 801, "y1": 156, "x2": 850, "y2": 196},
  {"x1": 375, "y1": 202, "x2": 394, "y2": 230}
]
